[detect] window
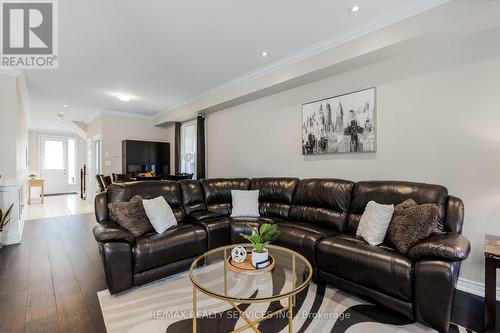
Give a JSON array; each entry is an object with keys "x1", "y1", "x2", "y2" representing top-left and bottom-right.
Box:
[
  {"x1": 68, "y1": 139, "x2": 76, "y2": 185},
  {"x1": 44, "y1": 140, "x2": 64, "y2": 169},
  {"x1": 181, "y1": 121, "x2": 196, "y2": 176}
]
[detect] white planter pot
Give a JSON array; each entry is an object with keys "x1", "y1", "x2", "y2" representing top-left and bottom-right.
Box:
[
  {"x1": 0, "y1": 231, "x2": 4, "y2": 250},
  {"x1": 252, "y1": 248, "x2": 269, "y2": 268}
]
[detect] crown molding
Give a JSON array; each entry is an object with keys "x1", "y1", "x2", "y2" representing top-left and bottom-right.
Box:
[
  {"x1": 85, "y1": 109, "x2": 154, "y2": 125},
  {"x1": 0, "y1": 69, "x2": 32, "y2": 127},
  {"x1": 16, "y1": 72, "x2": 32, "y2": 127},
  {"x1": 154, "y1": 0, "x2": 449, "y2": 119}
]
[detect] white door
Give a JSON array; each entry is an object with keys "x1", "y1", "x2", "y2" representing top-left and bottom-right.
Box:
[
  {"x1": 87, "y1": 137, "x2": 102, "y2": 202},
  {"x1": 86, "y1": 139, "x2": 92, "y2": 203},
  {"x1": 40, "y1": 136, "x2": 68, "y2": 194}
]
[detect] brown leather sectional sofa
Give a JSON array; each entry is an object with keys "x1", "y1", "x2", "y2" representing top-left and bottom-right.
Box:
[{"x1": 93, "y1": 177, "x2": 470, "y2": 332}]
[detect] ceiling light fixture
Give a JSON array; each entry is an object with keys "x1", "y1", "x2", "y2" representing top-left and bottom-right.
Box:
[
  {"x1": 57, "y1": 112, "x2": 64, "y2": 120},
  {"x1": 260, "y1": 51, "x2": 268, "y2": 57},
  {"x1": 62, "y1": 104, "x2": 69, "y2": 108},
  {"x1": 349, "y1": 5, "x2": 360, "y2": 13},
  {"x1": 113, "y1": 92, "x2": 134, "y2": 102}
]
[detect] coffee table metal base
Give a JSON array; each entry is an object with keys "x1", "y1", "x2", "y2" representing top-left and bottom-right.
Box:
[
  {"x1": 192, "y1": 286, "x2": 294, "y2": 333},
  {"x1": 190, "y1": 245, "x2": 310, "y2": 333}
]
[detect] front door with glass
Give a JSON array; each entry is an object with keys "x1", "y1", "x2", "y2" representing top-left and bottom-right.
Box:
[{"x1": 40, "y1": 136, "x2": 77, "y2": 195}]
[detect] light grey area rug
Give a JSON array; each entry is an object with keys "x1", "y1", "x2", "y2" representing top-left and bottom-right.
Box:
[{"x1": 98, "y1": 263, "x2": 472, "y2": 333}]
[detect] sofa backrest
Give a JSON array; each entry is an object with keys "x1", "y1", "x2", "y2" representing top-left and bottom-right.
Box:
[
  {"x1": 200, "y1": 178, "x2": 251, "y2": 216},
  {"x1": 96, "y1": 177, "x2": 464, "y2": 234},
  {"x1": 346, "y1": 181, "x2": 449, "y2": 233},
  {"x1": 250, "y1": 178, "x2": 299, "y2": 219},
  {"x1": 179, "y1": 179, "x2": 206, "y2": 214},
  {"x1": 289, "y1": 178, "x2": 354, "y2": 232},
  {"x1": 106, "y1": 181, "x2": 186, "y2": 222}
]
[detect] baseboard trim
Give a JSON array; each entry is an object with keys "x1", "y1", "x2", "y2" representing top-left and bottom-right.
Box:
[{"x1": 457, "y1": 277, "x2": 500, "y2": 301}]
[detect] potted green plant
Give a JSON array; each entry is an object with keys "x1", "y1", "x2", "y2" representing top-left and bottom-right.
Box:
[
  {"x1": 0, "y1": 203, "x2": 14, "y2": 249},
  {"x1": 240, "y1": 223, "x2": 280, "y2": 268}
]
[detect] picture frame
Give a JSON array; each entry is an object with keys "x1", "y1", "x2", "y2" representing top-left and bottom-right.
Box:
[{"x1": 302, "y1": 87, "x2": 376, "y2": 155}]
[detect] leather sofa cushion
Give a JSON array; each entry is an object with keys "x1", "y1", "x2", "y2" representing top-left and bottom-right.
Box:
[
  {"x1": 194, "y1": 217, "x2": 231, "y2": 250},
  {"x1": 107, "y1": 181, "x2": 186, "y2": 222},
  {"x1": 273, "y1": 221, "x2": 338, "y2": 266},
  {"x1": 289, "y1": 178, "x2": 354, "y2": 232},
  {"x1": 317, "y1": 234, "x2": 414, "y2": 301},
  {"x1": 188, "y1": 210, "x2": 221, "y2": 222},
  {"x1": 229, "y1": 217, "x2": 280, "y2": 244},
  {"x1": 200, "y1": 178, "x2": 251, "y2": 216},
  {"x1": 132, "y1": 223, "x2": 206, "y2": 273},
  {"x1": 180, "y1": 180, "x2": 206, "y2": 214},
  {"x1": 251, "y1": 178, "x2": 299, "y2": 219},
  {"x1": 347, "y1": 181, "x2": 448, "y2": 233}
]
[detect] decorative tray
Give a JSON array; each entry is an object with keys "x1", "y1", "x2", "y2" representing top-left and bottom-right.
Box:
[{"x1": 226, "y1": 254, "x2": 275, "y2": 274}]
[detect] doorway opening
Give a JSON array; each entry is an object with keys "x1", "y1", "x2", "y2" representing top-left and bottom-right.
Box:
[
  {"x1": 87, "y1": 136, "x2": 102, "y2": 203},
  {"x1": 180, "y1": 120, "x2": 196, "y2": 178},
  {"x1": 38, "y1": 135, "x2": 78, "y2": 195}
]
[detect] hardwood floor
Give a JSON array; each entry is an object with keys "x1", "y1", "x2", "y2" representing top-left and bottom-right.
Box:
[
  {"x1": 0, "y1": 213, "x2": 495, "y2": 332},
  {"x1": 0, "y1": 214, "x2": 106, "y2": 333}
]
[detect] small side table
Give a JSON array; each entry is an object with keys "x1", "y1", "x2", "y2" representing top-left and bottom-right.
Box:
[
  {"x1": 485, "y1": 234, "x2": 500, "y2": 332},
  {"x1": 28, "y1": 178, "x2": 45, "y2": 205}
]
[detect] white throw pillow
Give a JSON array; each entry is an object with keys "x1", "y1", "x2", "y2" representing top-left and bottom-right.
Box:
[
  {"x1": 356, "y1": 201, "x2": 395, "y2": 246},
  {"x1": 142, "y1": 196, "x2": 177, "y2": 233},
  {"x1": 230, "y1": 190, "x2": 260, "y2": 218}
]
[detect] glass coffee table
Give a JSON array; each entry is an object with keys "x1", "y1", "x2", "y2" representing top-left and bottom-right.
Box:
[{"x1": 189, "y1": 244, "x2": 312, "y2": 333}]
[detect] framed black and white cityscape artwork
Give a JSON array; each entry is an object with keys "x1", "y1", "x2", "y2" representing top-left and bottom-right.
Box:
[{"x1": 302, "y1": 87, "x2": 376, "y2": 155}]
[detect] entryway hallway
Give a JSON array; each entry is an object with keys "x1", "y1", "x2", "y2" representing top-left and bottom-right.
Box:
[{"x1": 25, "y1": 194, "x2": 93, "y2": 221}]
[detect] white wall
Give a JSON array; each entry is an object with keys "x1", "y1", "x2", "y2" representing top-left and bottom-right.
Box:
[
  {"x1": 0, "y1": 74, "x2": 21, "y2": 180},
  {"x1": 86, "y1": 115, "x2": 102, "y2": 139},
  {"x1": 0, "y1": 72, "x2": 28, "y2": 181},
  {"x1": 164, "y1": 124, "x2": 176, "y2": 172},
  {"x1": 206, "y1": 38, "x2": 500, "y2": 290},
  {"x1": 100, "y1": 114, "x2": 172, "y2": 175},
  {"x1": 0, "y1": 73, "x2": 29, "y2": 245},
  {"x1": 16, "y1": 87, "x2": 28, "y2": 179}
]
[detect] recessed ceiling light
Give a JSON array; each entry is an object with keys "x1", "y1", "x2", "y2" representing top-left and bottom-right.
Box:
[
  {"x1": 62, "y1": 104, "x2": 69, "y2": 108},
  {"x1": 260, "y1": 51, "x2": 268, "y2": 57},
  {"x1": 113, "y1": 92, "x2": 134, "y2": 102},
  {"x1": 349, "y1": 5, "x2": 360, "y2": 13}
]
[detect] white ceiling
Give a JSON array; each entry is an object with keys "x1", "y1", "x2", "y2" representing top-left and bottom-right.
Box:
[{"x1": 25, "y1": 0, "x2": 447, "y2": 132}]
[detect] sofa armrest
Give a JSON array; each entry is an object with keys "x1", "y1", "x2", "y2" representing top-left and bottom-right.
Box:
[
  {"x1": 187, "y1": 210, "x2": 221, "y2": 222},
  {"x1": 98, "y1": 242, "x2": 133, "y2": 294},
  {"x1": 93, "y1": 222, "x2": 134, "y2": 244},
  {"x1": 408, "y1": 233, "x2": 470, "y2": 261}
]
